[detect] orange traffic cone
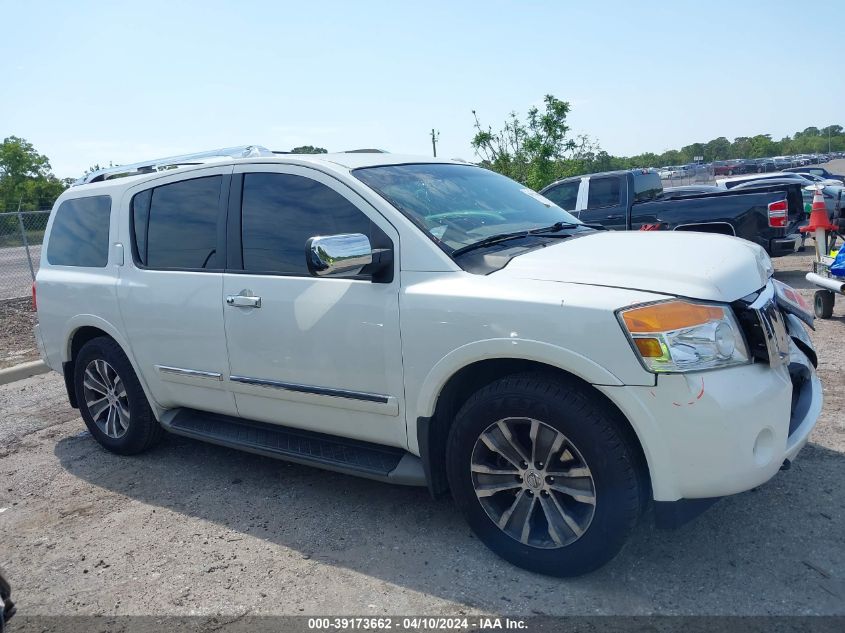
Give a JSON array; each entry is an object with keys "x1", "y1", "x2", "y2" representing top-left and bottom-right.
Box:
[{"x1": 800, "y1": 187, "x2": 836, "y2": 259}]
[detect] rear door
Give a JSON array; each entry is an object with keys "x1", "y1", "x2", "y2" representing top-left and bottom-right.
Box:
[
  {"x1": 118, "y1": 167, "x2": 237, "y2": 415},
  {"x1": 221, "y1": 164, "x2": 407, "y2": 448},
  {"x1": 578, "y1": 175, "x2": 627, "y2": 229}
]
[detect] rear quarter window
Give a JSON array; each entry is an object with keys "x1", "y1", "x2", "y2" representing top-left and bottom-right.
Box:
[{"x1": 46, "y1": 196, "x2": 112, "y2": 267}]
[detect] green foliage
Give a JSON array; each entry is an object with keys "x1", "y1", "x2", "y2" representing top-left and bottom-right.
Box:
[
  {"x1": 0, "y1": 136, "x2": 68, "y2": 211},
  {"x1": 472, "y1": 95, "x2": 590, "y2": 190},
  {"x1": 627, "y1": 128, "x2": 845, "y2": 167},
  {"x1": 291, "y1": 145, "x2": 327, "y2": 154},
  {"x1": 472, "y1": 96, "x2": 845, "y2": 190}
]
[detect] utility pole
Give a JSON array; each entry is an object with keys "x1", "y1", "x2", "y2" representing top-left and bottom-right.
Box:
[
  {"x1": 430, "y1": 129, "x2": 440, "y2": 157},
  {"x1": 828, "y1": 126, "x2": 832, "y2": 154}
]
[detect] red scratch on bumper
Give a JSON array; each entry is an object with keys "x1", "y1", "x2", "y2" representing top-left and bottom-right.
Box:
[{"x1": 672, "y1": 378, "x2": 705, "y2": 407}]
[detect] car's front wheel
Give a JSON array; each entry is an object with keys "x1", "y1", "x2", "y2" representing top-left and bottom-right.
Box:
[
  {"x1": 446, "y1": 372, "x2": 645, "y2": 577},
  {"x1": 74, "y1": 337, "x2": 163, "y2": 455}
]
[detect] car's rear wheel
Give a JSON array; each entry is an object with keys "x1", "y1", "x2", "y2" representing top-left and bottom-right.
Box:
[
  {"x1": 74, "y1": 337, "x2": 163, "y2": 455},
  {"x1": 446, "y1": 372, "x2": 645, "y2": 577}
]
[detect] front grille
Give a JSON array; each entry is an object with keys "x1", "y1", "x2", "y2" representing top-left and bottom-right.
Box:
[
  {"x1": 734, "y1": 303, "x2": 770, "y2": 363},
  {"x1": 732, "y1": 285, "x2": 790, "y2": 367}
]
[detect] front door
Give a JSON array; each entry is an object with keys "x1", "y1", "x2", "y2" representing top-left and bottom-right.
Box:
[{"x1": 221, "y1": 165, "x2": 406, "y2": 448}]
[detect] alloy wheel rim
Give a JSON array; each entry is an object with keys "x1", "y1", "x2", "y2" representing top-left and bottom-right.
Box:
[
  {"x1": 82, "y1": 359, "x2": 130, "y2": 439},
  {"x1": 470, "y1": 417, "x2": 596, "y2": 549}
]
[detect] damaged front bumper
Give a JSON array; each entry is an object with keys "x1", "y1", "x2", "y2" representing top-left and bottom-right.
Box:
[{"x1": 597, "y1": 310, "x2": 822, "y2": 521}]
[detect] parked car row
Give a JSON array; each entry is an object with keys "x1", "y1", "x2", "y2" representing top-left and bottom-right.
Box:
[
  {"x1": 660, "y1": 153, "x2": 844, "y2": 179},
  {"x1": 715, "y1": 171, "x2": 845, "y2": 221}
]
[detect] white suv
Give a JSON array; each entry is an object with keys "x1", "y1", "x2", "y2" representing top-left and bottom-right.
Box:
[{"x1": 34, "y1": 146, "x2": 822, "y2": 576}]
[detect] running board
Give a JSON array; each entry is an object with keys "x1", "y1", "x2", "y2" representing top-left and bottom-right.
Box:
[{"x1": 163, "y1": 409, "x2": 426, "y2": 486}]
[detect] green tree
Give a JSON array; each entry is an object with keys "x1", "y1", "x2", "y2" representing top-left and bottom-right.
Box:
[
  {"x1": 471, "y1": 95, "x2": 583, "y2": 189},
  {"x1": 0, "y1": 136, "x2": 50, "y2": 182},
  {"x1": 290, "y1": 145, "x2": 327, "y2": 154},
  {"x1": 0, "y1": 136, "x2": 67, "y2": 210},
  {"x1": 703, "y1": 137, "x2": 731, "y2": 161},
  {"x1": 746, "y1": 134, "x2": 779, "y2": 158}
]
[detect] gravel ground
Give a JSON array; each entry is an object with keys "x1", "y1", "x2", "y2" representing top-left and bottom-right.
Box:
[
  {"x1": 0, "y1": 297, "x2": 38, "y2": 370},
  {"x1": 0, "y1": 247, "x2": 844, "y2": 619}
]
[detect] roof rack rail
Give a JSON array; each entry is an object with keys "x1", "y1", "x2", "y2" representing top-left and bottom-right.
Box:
[
  {"x1": 342, "y1": 148, "x2": 389, "y2": 154},
  {"x1": 74, "y1": 145, "x2": 274, "y2": 185}
]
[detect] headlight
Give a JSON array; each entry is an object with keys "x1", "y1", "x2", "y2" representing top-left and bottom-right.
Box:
[{"x1": 618, "y1": 300, "x2": 750, "y2": 373}]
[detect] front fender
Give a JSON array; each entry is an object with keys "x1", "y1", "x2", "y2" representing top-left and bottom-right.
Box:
[{"x1": 413, "y1": 337, "x2": 624, "y2": 424}]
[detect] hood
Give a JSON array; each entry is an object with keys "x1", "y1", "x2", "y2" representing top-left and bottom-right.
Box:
[{"x1": 493, "y1": 230, "x2": 771, "y2": 302}]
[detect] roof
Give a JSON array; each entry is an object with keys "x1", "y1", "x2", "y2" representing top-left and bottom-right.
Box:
[
  {"x1": 304, "y1": 152, "x2": 458, "y2": 169},
  {"x1": 540, "y1": 168, "x2": 658, "y2": 190},
  {"x1": 715, "y1": 171, "x2": 796, "y2": 186},
  {"x1": 70, "y1": 147, "x2": 468, "y2": 193}
]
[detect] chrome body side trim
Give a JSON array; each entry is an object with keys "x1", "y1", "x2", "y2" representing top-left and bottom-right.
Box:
[
  {"x1": 228, "y1": 375, "x2": 389, "y2": 404},
  {"x1": 155, "y1": 365, "x2": 223, "y2": 381}
]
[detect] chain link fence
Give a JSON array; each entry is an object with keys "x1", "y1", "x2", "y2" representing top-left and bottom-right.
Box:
[{"x1": 0, "y1": 210, "x2": 51, "y2": 300}]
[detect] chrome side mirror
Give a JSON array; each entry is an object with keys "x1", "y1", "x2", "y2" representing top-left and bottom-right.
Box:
[{"x1": 306, "y1": 233, "x2": 373, "y2": 277}]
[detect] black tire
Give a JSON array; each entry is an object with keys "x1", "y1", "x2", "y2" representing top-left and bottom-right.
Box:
[
  {"x1": 74, "y1": 336, "x2": 163, "y2": 455},
  {"x1": 814, "y1": 290, "x2": 835, "y2": 319},
  {"x1": 445, "y1": 372, "x2": 645, "y2": 577},
  {"x1": 0, "y1": 567, "x2": 14, "y2": 627}
]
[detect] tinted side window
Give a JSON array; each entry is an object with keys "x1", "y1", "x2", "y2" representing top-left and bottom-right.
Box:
[
  {"x1": 133, "y1": 176, "x2": 221, "y2": 269},
  {"x1": 241, "y1": 173, "x2": 384, "y2": 275},
  {"x1": 543, "y1": 181, "x2": 579, "y2": 210},
  {"x1": 632, "y1": 172, "x2": 663, "y2": 203},
  {"x1": 587, "y1": 177, "x2": 622, "y2": 209},
  {"x1": 131, "y1": 189, "x2": 151, "y2": 265},
  {"x1": 47, "y1": 196, "x2": 112, "y2": 267}
]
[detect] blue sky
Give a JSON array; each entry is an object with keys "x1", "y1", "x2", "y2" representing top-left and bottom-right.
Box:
[{"x1": 2, "y1": 0, "x2": 843, "y2": 178}]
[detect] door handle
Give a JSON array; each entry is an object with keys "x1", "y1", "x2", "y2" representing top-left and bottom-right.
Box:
[{"x1": 226, "y1": 291, "x2": 261, "y2": 308}]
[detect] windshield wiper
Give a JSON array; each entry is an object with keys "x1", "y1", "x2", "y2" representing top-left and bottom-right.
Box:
[
  {"x1": 451, "y1": 231, "x2": 532, "y2": 257},
  {"x1": 528, "y1": 221, "x2": 582, "y2": 234},
  {"x1": 451, "y1": 222, "x2": 588, "y2": 257},
  {"x1": 532, "y1": 220, "x2": 607, "y2": 232}
]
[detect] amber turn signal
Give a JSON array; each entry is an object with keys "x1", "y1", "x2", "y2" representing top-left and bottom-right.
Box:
[
  {"x1": 633, "y1": 337, "x2": 663, "y2": 358},
  {"x1": 622, "y1": 301, "x2": 723, "y2": 333}
]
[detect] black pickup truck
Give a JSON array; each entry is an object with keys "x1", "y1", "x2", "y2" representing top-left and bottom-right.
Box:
[{"x1": 539, "y1": 169, "x2": 805, "y2": 257}]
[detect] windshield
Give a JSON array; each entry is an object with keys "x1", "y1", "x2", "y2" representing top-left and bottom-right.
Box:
[{"x1": 353, "y1": 163, "x2": 582, "y2": 253}]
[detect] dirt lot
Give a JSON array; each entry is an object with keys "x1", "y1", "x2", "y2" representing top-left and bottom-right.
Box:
[
  {"x1": 0, "y1": 252, "x2": 844, "y2": 619},
  {"x1": 0, "y1": 297, "x2": 38, "y2": 370}
]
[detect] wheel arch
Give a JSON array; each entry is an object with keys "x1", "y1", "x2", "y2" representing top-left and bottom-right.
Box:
[
  {"x1": 415, "y1": 355, "x2": 651, "y2": 501},
  {"x1": 62, "y1": 317, "x2": 158, "y2": 416},
  {"x1": 673, "y1": 222, "x2": 735, "y2": 236}
]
